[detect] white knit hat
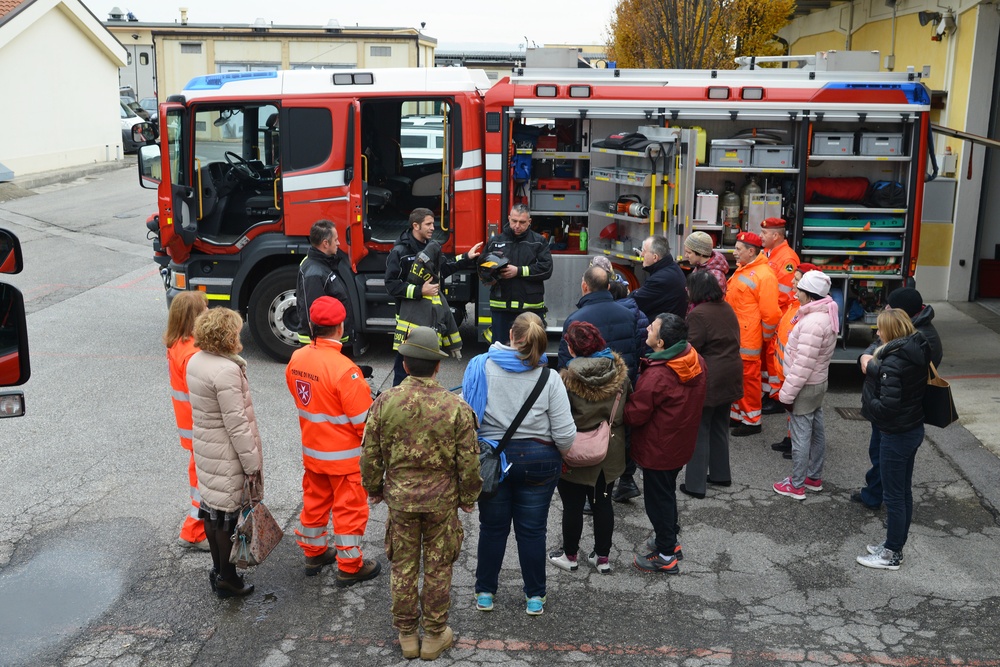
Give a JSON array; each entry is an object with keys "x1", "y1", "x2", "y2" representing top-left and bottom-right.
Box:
[{"x1": 797, "y1": 270, "x2": 831, "y2": 297}]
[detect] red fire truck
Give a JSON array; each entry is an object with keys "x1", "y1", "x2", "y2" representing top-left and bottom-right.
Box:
[{"x1": 137, "y1": 58, "x2": 933, "y2": 361}]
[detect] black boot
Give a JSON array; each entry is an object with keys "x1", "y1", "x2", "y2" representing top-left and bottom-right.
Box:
[
  {"x1": 613, "y1": 476, "x2": 640, "y2": 503},
  {"x1": 770, "y1": 436, "x2": 792, "y2": 453},
  {"x1": 215, "y1": 574, "x2": 254, "y2": 598}
]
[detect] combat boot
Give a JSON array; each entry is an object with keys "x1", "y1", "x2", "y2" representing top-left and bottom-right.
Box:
[
  {"x1": 336, "y1": 559, "x2": 382, "y2": 587},
  {"x1": 398, "y1": 631, "x2": 419, "y2": 659},
  {"x1": 419, "y1": 626, "x2": 454, "y2": 661}
]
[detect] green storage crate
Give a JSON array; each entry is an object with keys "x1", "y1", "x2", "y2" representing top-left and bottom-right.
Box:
[
  {"x1": 802, "y1": 237, "x2": 867, "y2": 249},
  {"x1": 864, "y1": 238, "x2": 902, "y2": 249},
  {"x1": 803, "y1": 216, "x2": 904, "y2": 229}
]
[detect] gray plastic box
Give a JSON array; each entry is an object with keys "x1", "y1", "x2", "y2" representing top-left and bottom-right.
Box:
[
  {"x1": 530, "y1": 190, "x2": 587, "y2": 212},
  {"x1": 751, "y1": 145, "x2": 795, "y2": 168},
  {"x1": 813, "y1": 133, "x2": 855, "y2": 155},
  {"x1": 710, "y1": 140, "x2": 751, "y2": 166},
  {"x1": 859, "y1": 133, "x2": 904, "y2": 156}
]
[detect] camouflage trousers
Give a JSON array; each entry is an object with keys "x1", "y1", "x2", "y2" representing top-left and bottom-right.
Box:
[{"x1": 386, "y1": 507, "x2": 464, "y2": 634}]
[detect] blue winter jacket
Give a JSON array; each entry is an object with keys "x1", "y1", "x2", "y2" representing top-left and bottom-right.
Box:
[{"x1": 558, "y1": 290, "x2": 639, "y2": 382}]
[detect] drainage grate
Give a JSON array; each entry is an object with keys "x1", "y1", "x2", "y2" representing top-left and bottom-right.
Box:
[{"x1": 836, "y1": 407, "x2": 867, "y2": 421}]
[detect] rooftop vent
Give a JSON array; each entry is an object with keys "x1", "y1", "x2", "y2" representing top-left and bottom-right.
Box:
[
  {"x1": 108, "y1": 6, "x2": 125, "y2": 21},
  {"x1": 251, "y1": 18, "x2": 269, "y2": 32},
  {"x1": 325, "y1": 19, "x2": 342, "y2": 33}
]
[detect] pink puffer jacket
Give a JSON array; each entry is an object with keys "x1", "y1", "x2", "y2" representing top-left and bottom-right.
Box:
[{"x1": 778, "y1": 296, "x2": 839, "y2": 404}]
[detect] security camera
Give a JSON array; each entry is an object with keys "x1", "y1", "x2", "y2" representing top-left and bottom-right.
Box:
[{"x1": 936, "y1": 19, "x2": 947, "y2": 36}]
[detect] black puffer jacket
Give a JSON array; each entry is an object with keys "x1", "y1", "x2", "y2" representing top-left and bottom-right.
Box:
[
  {"x1": 861, "y1": 332, "x2": 931, "y2": 433},
  {"x1": 860, "y1": 304, "x2": 942, "y2": 368}
]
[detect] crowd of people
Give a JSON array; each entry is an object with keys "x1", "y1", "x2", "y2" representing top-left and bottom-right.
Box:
[{"x1": 162, "y1": 210, "x2": 942, "y2": 660}]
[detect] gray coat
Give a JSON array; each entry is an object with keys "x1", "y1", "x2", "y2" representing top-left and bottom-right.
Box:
[{"x1": 187, "y1": 351, "x2": 264, "y2": 512}]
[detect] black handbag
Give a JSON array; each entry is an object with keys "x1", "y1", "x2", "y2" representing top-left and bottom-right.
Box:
[
  {"x1": 478, "y1": 368, "x2": 550, "y2": 501},
  {"x1": 923, "y1": 362, "x2": 959, "y2": 428}
]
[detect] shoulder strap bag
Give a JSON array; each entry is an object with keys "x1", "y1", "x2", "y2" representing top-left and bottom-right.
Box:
[
  {"x1": 478, "y1": 367, "x2": 550, "y2": 501},
  {"x1": 923, "y1": 361, "x2": 959, "y2": 428},
  {"x1": 562, "y1": 389, "x2": 623, "y2": 468}
]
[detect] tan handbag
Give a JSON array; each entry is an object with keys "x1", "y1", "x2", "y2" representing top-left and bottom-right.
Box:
[
  {"x1": 563, "y1": 390, "x2": 623, "y2": 468},
  {"x1": 230, "y1": 477, "x2": 284, "y2": 568}
]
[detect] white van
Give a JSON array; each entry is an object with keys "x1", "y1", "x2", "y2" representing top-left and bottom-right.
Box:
[{"x1": 400, "y1": 126, "x2": 444, "y2": 165}]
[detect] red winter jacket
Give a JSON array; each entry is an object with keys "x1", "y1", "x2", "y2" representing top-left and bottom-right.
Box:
[{"x1": 625, "y1": 344, "x2": 707, "y2": 471}]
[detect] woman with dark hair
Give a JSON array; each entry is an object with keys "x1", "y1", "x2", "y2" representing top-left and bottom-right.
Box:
[
  {"x1": 187, "y1": 308, "x2": 264, "y2": 597},
  {"x1": 626, "y1": 314, "x2": 707, "y2": 574},
  {"x1": 856, "y1": 309, "x2": 930, "y2": 570},
  {"x1": 463, "y1": 312, "x2": 576, "y2": 615},
  {"x1": 681, "y1": 272, "x2": 743, "y2": 498},
  {"x1": 164, "y1": 291, "x2": 209, "y2": 548},
  {"x1": 549, "y1": 321, "x2": 630, "y2": 574}
]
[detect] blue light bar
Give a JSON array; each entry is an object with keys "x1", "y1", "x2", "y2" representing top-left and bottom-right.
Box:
[{"x1": 185, "y1": 71, "x2": 278, "y2": 91}]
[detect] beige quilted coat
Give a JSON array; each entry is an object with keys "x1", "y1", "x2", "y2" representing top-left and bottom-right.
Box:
[{"x1": 187, "y1": 351, "x2": 263, "y2": 512}]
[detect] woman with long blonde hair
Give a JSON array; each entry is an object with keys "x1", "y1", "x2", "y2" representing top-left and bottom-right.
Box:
[
  {"x1": 856, "y1": 308, "x2": 930, "y2": 571},
  {"x1": 164, "y1": 292, "x2": 209, "y2": 549}
]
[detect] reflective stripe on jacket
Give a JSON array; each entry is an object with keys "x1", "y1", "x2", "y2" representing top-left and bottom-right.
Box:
[
  {"x1": 286, "y1": 338, "x2": 373, "y2": 475},
  {"x1": 725, "y1": 252, "x2": 781, "y2": 360},
  {"x1": 766, "y1": 240, "x2": 801, "y2": 313},
  {"x1": 167, "y1": 337, "x2": 199, "y2": 450},
  {"x1": 774, "y1": 301, "x2": 800, "y2": 382}
]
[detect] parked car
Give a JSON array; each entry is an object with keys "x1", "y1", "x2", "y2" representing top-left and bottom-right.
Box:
[
  {"x1": 121, "y1": 102, "x2": 149, "y2": 154},
  {"x1": 138, "y1": 97, "x2": 158, "y2": 123},
  {"x1": 120, "y1": 96, "x2": 150, "y2": 121},
  {"x1": 400, "y1": 126, "x2": 444, "y2": 165}
]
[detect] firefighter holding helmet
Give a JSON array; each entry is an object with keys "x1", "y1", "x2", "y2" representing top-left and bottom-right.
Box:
[{"x1": 725, "y1": 232, "x2": 780, "y2": 437}]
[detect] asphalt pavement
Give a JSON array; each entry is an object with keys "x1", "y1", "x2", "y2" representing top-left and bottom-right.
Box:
[{"x1": 1, "y1": 166, "x2": 1000, "y2": 666}]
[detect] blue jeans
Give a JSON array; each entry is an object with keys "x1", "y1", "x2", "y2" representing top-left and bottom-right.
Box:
[
  {"x1": 475, "y1": 439, "x2": 561, "y2": 599},
  {"x1": 859, "y1": 423, "x2": 883, "y2": 507},
  {"x1": 880, "y1": 426, "x2": 924, "y2": 553}
]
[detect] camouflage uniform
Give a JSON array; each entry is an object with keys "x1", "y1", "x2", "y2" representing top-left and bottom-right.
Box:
[{"x1": 360, "y1": 375, "x2": 481, "y2": 634}]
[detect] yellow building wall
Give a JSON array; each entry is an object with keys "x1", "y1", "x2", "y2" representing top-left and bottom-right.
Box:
[
  {"x1": 790, "y1": 31, "x2": 845, "y2": 55},
  {"x1": 288, "y1": 41, "x2": 359, "y2": 67},
  {"x1": 214, "y1": 40, "x2": 283, "y2": 65}
]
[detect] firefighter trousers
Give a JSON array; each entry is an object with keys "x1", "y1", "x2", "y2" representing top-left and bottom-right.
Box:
[
  {"x1": 731, "y1": 356, "x2": 763, "y2": 426},
  {"x1": 296, "y1": 469, "x2": 370, "y2": 572},
  {"x1": 179, "y1": 451, "x2": 206, "y2": 543},
  {"x1": 386, "y1": 507, "x2": 464, "y2": 635}
]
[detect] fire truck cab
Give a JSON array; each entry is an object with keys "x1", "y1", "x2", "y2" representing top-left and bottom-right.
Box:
[
  {"x1": 139, "y1": 68, "x2": 490, "y2": 360},
  {"x1": 140, "y1": 59, "x2": 933, "y2": 363}
]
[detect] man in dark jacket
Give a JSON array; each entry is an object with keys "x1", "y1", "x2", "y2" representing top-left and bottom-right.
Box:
[
  {"x1": 558, "y1": 266, "x2": 639, "y2": 381},
  {"x1": 484, "y1": 204, "x2": 553, "y2": 344},
  {"x1": 630, "y1": 235, "x2": 687, "y2": 320},
  {"x1": 297, "y1": 220, "x2": 355, "y2": 348},
  {"x1": 852, "y1": 287, "x2": 942, "y2": 509},
  {"x1": 385, "y1": 208, "x2": 482, "y2": 386}
]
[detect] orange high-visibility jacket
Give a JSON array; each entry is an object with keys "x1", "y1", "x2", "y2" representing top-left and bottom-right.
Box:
[
  {"x1": 286, "y1": 338, "x2": 373, "y2": 476},
  {"x1": 766, "y1": 240, "x2": 801, "y2": 313},
  {"x1": 167, "y1": 337, "x2": 199, "y2": 451},
  {"x1": 774, "y1": 300, "x2": 801, "y2": 384},
  {"x1": 726, "y1": 252, "x2": 781, "y2": 360}
]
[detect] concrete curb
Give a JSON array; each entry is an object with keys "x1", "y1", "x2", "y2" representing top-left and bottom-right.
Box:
[{"x1": 11, "y1": 159, "x2": 135, "y2": 191}]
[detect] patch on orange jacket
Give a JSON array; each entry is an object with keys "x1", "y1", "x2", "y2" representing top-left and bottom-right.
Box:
[{"x1": 666, "y1": 345, "x2": 703, "y2": 383}]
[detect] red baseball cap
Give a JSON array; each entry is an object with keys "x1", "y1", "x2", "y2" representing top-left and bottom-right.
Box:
[
  {"x1": 797, "y1": 262, "x2": 820, "y2": 274},
  {"x1": 310, "y1": 296, "x2": 346, "y2": 326}
]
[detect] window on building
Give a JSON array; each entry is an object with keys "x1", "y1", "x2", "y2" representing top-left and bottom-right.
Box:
[
  {"x1": 180, "y1": 43, "x2": 203, "y2": 55},
  {"x1": 369, "y1": 46, "x2": 391, "y2": 57},
  {"x1": 139, "y1": 53, "x2": 149, "y2": 66}
]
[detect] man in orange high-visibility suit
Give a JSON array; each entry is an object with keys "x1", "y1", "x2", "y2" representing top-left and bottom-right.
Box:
[
  {"x1": 725, "y1": 232, "x2": 781, "y2": 437},
  {"x1": 760, "y1": 218, "x2": 801, "y2": 414},
  {"x1": 286, "y1": 296, "x2": 382, "y2": 587}
]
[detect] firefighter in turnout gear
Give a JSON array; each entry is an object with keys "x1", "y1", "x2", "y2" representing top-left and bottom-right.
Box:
[
  {"x1": 760, "y1": 218, "x2": 800, "y2": 411},
  {"x1": 361, "y1": 326, "x2": 481, "y2": 661},
  {"x1": 725, "y1": 232, "x2": 781, "y2": 437},
  {"x1": 286, "y1": 296, "x2": 381, "y2": 586},
  {"x1": 384, "y1": 208, "x2": 482, "y2": 386},
  {"x1": 483, "y1": 203, "x2": 553, "y2": 345}
]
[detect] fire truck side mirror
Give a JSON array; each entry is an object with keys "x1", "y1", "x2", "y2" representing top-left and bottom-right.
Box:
[
  {"x1": 0, "y1": 229, "x2": 30, "y2": 405},
  {"x1": 132, "y1": 121, "x2": 158, "y2": 145},
  {"x1": 137, "y1": 144, "x2": 162, "y2": 190}
]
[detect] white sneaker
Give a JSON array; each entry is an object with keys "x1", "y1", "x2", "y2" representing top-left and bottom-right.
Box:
[
  {"x1": 587, "y1": 551, "x2": 611, "y2": 574},
  {"x1": 856, "y1": 547, "x2": 902, "y2": 570},
  {"x1": 866, "y1": 542, "x2": 904, "y2": 561},
  {"x1": 548, "y1": 549, "x2": 578, "y2": 572}
]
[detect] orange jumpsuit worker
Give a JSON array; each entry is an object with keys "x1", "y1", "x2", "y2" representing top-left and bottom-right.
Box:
[
  {"x1": 769, "y1": 262, "x2": 819, "y2": 456},
  {"x1": 165, "y1": 291, "x2": 209, "y2": 549},
  {"x1": 760, "y1": 218, "x2": 801, "y2": 410},
  {"x1": 286, "y1": 296, "x2": 381, "y2": 587},
  {"x1": 725, "y1": 232, "x2": 780, "y2": 437}
]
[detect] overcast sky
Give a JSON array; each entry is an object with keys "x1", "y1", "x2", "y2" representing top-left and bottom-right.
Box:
[{"x1": 91, "y1": 1, "x2": 619, "y2": 49}]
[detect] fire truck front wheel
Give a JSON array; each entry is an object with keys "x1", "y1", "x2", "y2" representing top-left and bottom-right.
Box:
[{"x1": 248, "y1": 266, "x2": 300, "y2": 362}]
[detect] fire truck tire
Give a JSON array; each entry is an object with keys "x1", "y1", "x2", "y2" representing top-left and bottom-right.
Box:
[{"x1": 248, "y1": 265, "x2": 301, "y2": 362}]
